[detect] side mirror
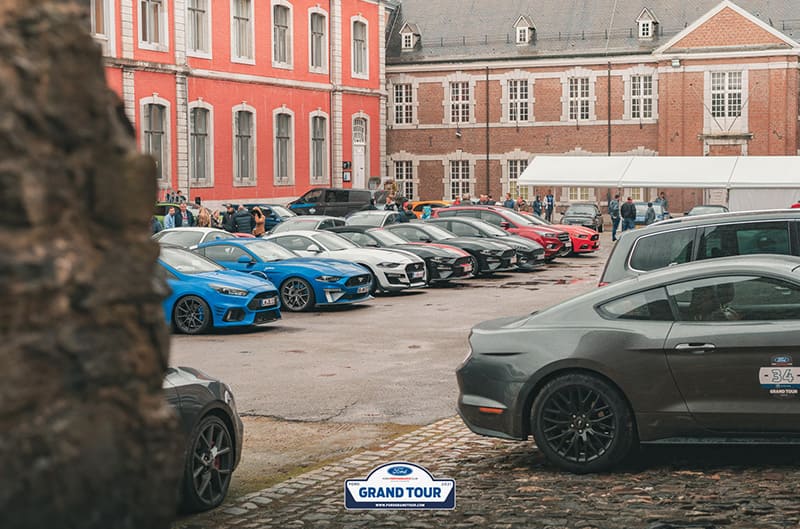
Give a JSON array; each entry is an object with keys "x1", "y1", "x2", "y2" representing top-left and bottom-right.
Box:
[
  {"x1": 306, "y1": 244, "x2": 322, "y2": 253},
  {"x1": 237, "y1": 255, "x2": 254, "y2": 264},
  {"x1": 500, "y1": 221, "x2": 510, "y2": 229}
]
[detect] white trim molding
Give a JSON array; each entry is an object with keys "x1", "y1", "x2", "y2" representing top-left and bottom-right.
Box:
[
  {"x1": 388, "y1": 151, "x2": 420, "y2": 200},
  {"x1": 230, "y1": 0, "x2": 256, "y2": 65},
  {"x1": 273, "y1": 106, "x2": 296, "y2": 186},
  {"x1": 308, "y1": 109, "x2": 330, "y2": 185},
  {"x1": 186, "y1": 0, "x2": 213, "y2": 60},
  {"x1": 350, "y1": 15, "x2": 370, "y2": 80},
  {"x1": 91, "y1": 0, "x2": 117, "y2": 57},
  {"x1": 499, "y1": 69, "x2": 535, "y2": 124},
  {"x1": 232, "y1": 102, "x2": 257, "y2": 187},
  {"x1": 307, "y1": 6, "x2": 329, "y2": 75},
  {"x1": 138, "y1": 0, "x2": 170, "y2": 52},
  {"x1": 188, "y1": 99, "x2": 215, "y2": 188},
  {"x1": 622, "y1": 64, "x2": 659, "y2": 121},
  {"x1": 442, "y1": 71, "x2": 477, "y2": 125},
  {"x1": 703, "y1": 68, "x2": 749, "y2": 135},
  {"x1": 272, "y1": 0, "x2": 294, "y2": 70},
  {"x1": 387, "y1": 73, "x2": 419, "y2": 128},
  {"x1": 499, "y1": 149, "x2": 533, "y2": 196},
  {"x1": 560, "y1": 66, "x2": 597, "y2": 122},
  {"x1": 441, "y1": 150, "x2": 477, "y2": 200}
]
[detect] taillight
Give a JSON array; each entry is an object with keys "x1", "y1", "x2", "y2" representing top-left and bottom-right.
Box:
[{"x1": 598, "y1": 281, "x2": 609, "y2": 287}]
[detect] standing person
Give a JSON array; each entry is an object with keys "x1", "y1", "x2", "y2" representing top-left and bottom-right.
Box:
[
  {"x1": 791, "y1": 199, "x2": 800, "y2": 209},
  {"x1": 151, "y1": 216, "x2": 163, "y2": 234},
  {"x1": 644, "y1": 202, "x2": 656, "y2": 225},
  {"x1": 174, "y1": 190, "x2": 187, "y2": 203},
  {"x1": 502, "y1": 193, "x2": 516, "y2": 209},
  {"x1": 461, "y1": 193, "x2": 471, "y2": 204},
  {"x1": 421, "y1": 205, "x2": 433, "y2": 220},
  {"x1": 544, "y1": 190, "x2": 555, "y2": 222},
  {"x1": 656, "y1": 191, "x2": 669, "y2": 214},
  {"x1": 221, "y1": 204, "x2": 237, "y2": 232},
  {"x1": 173, "y1": 202, "x2": 195, "y2": 227},
  {"x1": 532, "y1": 195, "x2": 543, "y2": 217},
  {"x1": 210, "y1": 209, "x2": 223, "y2": 229},
  {"x1": 384, "y1": 195, "x2": 398, "y2": 211},
  {"x1": 233, "y1": 205, "x2": 253, "y2": 234},
  {"x1": 252, "y1": 207, "x2": 266, "y2": 236},
  {"x1": 163, "y1": 206, "x2": 176, "y2": 229},
  {"x1": 452, "y1": 196, "x2": 461, "y2": 206},
  {"x1": 196, "y1": 207, "x2": 212, "y2": 228},
  {"x1": 608, "y1": 194, "x2": 621, "y2": 242},
  {"x1": 517, "y1": 197, "x2": 528, "y2": 212},
  {"x1": 620, "y1": 197, "x2": 636, "y2": 232}
]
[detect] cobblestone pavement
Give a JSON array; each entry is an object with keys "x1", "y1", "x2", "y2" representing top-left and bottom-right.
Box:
[{"x1": 177, "y1": 416, "x2": 800, "y2": 529}]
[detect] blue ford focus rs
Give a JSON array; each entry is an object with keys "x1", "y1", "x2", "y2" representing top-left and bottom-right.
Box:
[
  {"x1": 159, "y1": 245, "x2": 281, "y2": 333},
  {"x1": 194, "y1": 239, "x2": 373, "y2": 311}
]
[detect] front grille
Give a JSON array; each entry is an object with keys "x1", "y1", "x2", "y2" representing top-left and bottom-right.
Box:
[
  {"x1": 557, "y1": 233, "x2": 570, "y2": 243},
  {"x1": 248, "y1": 293, "x2": 278, "y2": 310},
  {"x1": 254, "y1": 310, "x2": 280, "y2": 324},
  {"x1": 405, "y1": 262, "x2": 425, "y2": 281},
  {"x1": 501, "y1": 249, "x2": 515, "y2": 260},
  {"x1": 346, "y1": 274, "x2": 371, "y2": 287}
]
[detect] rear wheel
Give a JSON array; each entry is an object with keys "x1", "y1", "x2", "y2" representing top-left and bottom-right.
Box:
[
  {"x1": 531, "y1": 373, "x2": 635, "y2": 473},
  {"x1": 181, "y1": 415, "x2": 234, "y2": 512},
  {"x1": 173, "y1": 296, "x2": 212, "y2": 334},
  {"x1": 280, "y1": 277, "x2": 315, "y2": 312}
]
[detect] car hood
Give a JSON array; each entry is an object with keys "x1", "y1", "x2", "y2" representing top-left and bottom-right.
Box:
[
  {"x1": 327, "y1": 248, "x2": 420, "y2": 265},
  {"x1": 389, "y1": 243, "x2": 460, "y2": 258},
  {"x1": 407, "y1": 242, "x2": 470, "y2": 257},
  {"x1": 442, "y1": 237, "x2": 512, "y2": 251},
  {"x1": 493, "y1": 235, "x2": 544, "y2": 251},
  {"x1": 194, "y1": 270, "x2": 277, "y2": 291},
  {"x1": 268, "y1": 257, "x2": 367, "y2": 276},
  {"x1": 552, "y1": 224, "x2": 597, "y2": 236}
]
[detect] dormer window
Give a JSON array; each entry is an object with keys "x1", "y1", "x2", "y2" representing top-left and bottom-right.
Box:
[
  {"x1": 516, "y1": 27, "x2": 529, "y2": 44},
  {"x1": 513, "y1": 15, "x2": 535, "y2": 46},
  {"x1": 635, "y1": 8, "x2": 658, "y2": 41},
  {"x1": 399, "y1": 22, "x2": 420, "y2": 52},
  {"x1": 402, "y1": 32, "x2": 413, "y2": 50}
]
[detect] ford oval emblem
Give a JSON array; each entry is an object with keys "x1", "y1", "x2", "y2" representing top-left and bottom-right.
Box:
[
  {"x1": 387, "y1": 465, "x2": 413, "y2": 476},
  {"x1": 772, "y1": 356, "x2": 792, "y2": 365}
]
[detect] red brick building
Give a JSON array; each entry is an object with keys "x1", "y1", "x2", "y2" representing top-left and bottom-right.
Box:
[
  {"x1": 92, "y1": 0, "x2": 388, "y2": 206},
  {"x1": 385, "y1": 0, "x2": 800, "y2": 213}
]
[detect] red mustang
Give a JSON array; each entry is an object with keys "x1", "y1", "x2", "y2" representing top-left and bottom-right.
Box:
[{"x1": 518, "y1": 210, "x2": 600, "y2": 254}]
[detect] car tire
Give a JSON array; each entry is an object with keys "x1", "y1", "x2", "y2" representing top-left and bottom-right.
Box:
[
  {"x1": 531, "y1": 373, "x2": 636, "y2": 474},
  {"x1": 181, "y1": 415, "x2": 235, "y2": 513},
  {"x1": 173, "y1": 295, "x2": 213, "y2": 335},
  {"x1": 280, "y1": 277, "x2": 315, "y2": 312},
  {"x1": 467, "y1": 255, "x2": 481, "y2": 276}
]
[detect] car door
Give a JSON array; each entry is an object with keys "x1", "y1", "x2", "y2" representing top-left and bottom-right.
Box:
[{"x1": 664, "y1": 274, "x2": 800, "y2": 432}]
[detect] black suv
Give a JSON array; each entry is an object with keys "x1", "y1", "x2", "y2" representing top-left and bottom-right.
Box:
[{"x1": 599, "y1": 209, "x2": 800, "y2": 285}]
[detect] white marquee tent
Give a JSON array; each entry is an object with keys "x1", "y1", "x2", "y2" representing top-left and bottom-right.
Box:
[{"x1": 518, "y1": 156, "x2": 800, "y2": 210}]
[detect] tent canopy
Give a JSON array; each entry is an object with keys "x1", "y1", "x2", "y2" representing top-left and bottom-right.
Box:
[{"x1": 518, "y1": 156, "x2": 800, "y2": 189}]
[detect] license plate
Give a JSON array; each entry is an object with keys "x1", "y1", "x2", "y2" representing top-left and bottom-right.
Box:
[
  {"x1": 357, "y1": 286, "x2": 369, "y2": 294},
  {"x1": 510, "y1": 256, "x2": 517, "y2": 264},
  {"x1": 412, "y1": 271, "x2": 424, "y2": 279},
  {"x1": 260, "y1": 297, "x2": 276, "y2": 307},
  {"x1": 463, "y1": 263, "x2": 473, "y2": 272},
  {"x1": 759, "y1": 367, "x2": 800, "y2": 388},
  {"x1": 565, "y1": 242, "x2": 572, "y2": 248}
]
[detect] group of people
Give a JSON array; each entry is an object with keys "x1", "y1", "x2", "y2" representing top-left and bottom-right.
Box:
[
  {"x1": 152, "y1": 203, "x2": 270, "y2": 236},
  {"x1": 608, "y1": 192, "x2": 669, "y2": 241},
  {"x1": 448, "y1": 190, "x2": 557, "y2": 220}
]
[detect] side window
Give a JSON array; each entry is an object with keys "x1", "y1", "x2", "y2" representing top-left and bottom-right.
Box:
[
  {"x1": 324, "y1": 190, "x2": 337, "y2": 203},
  {"x1": 449, "y1": 222, "x2": 480, "y2": 237},
  {"x1": 599, "y1": 288, "x2": 674, "y2": 321},
  {"x1": 333, "y1": 218, "x2": 345, "y2": 227},
  {"x1": 629, "y1": 229, "x2": 696, "y2": 272},
  {"x1": 479, "y1": 211, "x2": 503, "y2": 227},
  {"x1": 203, "y1": 244, "x2": 248, "y2": 262},
  {"x1": 391, "y1": 227, "x2": 423, "y2": 242},
  {"x1": 350, "y1": 190, "x2": 371, "y2": 203},
  {"x1": 697, "y1": 222, "x2": 790, "y2": 259},
  {"x1": 667, "y1": 275, "x2": 800, "y2": 322},
  {"x1": 345, "y1": 232, "x2": 373, "y2": 246},
  {"x1": 272, "y1": 235, "x2": 311, "y2": 252},
  {"x1": 457, "y1": 209, "x2": 480, "y2": 219},
  {"x1": 302, "y1": 189, "x2": 323, "y2": 203}
]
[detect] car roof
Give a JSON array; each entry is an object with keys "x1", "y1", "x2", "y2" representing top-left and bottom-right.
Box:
[
  {"x1": 283, "y1": 215, "x2": 341, "y2": 221},
  {"x1": 349, "y1": 210, "x2": 395, "y2": 216},
  {"x1": 651, "y1": 208, "x2": 800, "y2": 228},
  {"x1": 159, "y1": 227, "x2": 226, "y2": 234},
  {"x1": 267, "y1": 229, "x2": 328, "y2": 237},
  {"x1": 428, "y1": 216, "x2": 482, "y2": 224}
]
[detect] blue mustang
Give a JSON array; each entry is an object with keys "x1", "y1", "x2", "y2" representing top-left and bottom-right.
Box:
[
  {"x1": 159, "y1": 245, "x2": 281, "y2": 334},
  {"x1": 194, "y1": 239, "x2": 373, "y2": 312}
]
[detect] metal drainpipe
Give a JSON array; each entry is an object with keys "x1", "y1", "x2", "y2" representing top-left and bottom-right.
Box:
[{"x1": 485, "y1": 66, "x2": 490, "y2": 195}]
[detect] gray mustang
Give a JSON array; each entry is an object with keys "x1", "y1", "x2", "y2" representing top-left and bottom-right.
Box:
[{"x1": 457, "y1": 255, "x2": 800, "y2": 473}]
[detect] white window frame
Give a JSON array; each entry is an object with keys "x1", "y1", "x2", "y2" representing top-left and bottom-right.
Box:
[
  {"x1": 139, "y1": 0, "x2": 169, "y2": 52},
  {"x1": 630, "y1": 74, "x2": 654, "y2": 119},
  {"x1": 230, "y1": 0, "x2": 255, "y2": 64},
  {"x1": 561, "y1": 67, "x2": 597, "y2": 122},
  {"x1": 232, "y1": 104, "x2": 257, "y2": 186},
  {"x1": 516, "y1": 27, "x2": 529, "y2": 44},
  {"x1": 505, "y1": 158, "x2": 529, "y2": 198},
  {"x1": 705, "y1": 69, "x2": 747, "y2": 134},
  {"x1": 351, "y1": 16, "x2": 369, "y2": 80},
  {"x1": 508, "y1": 79, "x2": 530, "y2": 123},
  {"x1": 308, "y1": 7, "x2": 328, "y2": 74},
  {"x1": 272, "y1": 0, "x2": 294, "y2": 69},
  {"x1": 309, "y1": 110, "x2": 329, "y2": 185},
  {"x1": 568, "y1": 77, "x2": 590, "y2": 121},
  {"x1": 567, "y1": 187, "x2": 592, "y2": 202},
  {"x1": 639, "y1": 21, "x2": 652, "y2": 39},
  {"x1": 91, "y1": 0, "x2": 116, "y2": 56},
  {"x1": 623, "y1": 66, "x2": 658, "y2": 121},
  {"x1": 273, "y1": 107, "x2": 296, "y2": 186},
  {"x1": 186, "y1": 0, "x2": 212, "y2": 58},
  {"x1": 450, "y1": 81, "x2": 471, "y2": 124},
  {"x1": 188, "y1": 100, "x2": 214, "y2": 188},
  {"x1": 448, "y1": 160, "x2": 472, "y2": 201},
  {"x1": 625, "y1": 188, "x2": 645, "y2": 202},
  {"x1": 393, "y1": 83, "x2": 414, "y2": 125},
  {"x1": 140, "y1": 95, "x2": 171, "y2": 184},
  {"x1": 393, "y1": 160, "x2": 415, "y2": 200},
  {"x1": 401, "y1": 32, "x2": 415, "y2": 51}
]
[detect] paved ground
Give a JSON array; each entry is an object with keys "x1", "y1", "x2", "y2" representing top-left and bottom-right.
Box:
[{"x1": 177, "y1": 416, "x2": 800, "y2": 529}]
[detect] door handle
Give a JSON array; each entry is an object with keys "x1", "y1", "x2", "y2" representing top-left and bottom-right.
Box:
[{"x1": 675, "y1": 343, "x2": 716, "y2": 353}]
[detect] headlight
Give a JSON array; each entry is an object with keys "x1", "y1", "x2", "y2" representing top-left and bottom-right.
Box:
[
  {"x1": 479, "y1": 249, "x2": 496, "y2": 256},
  {"x1": 210, "y1": 283, "x2": 249, "y2": 297},
  {"x1": 533, "y1": 230, "x2": 551, "y2": 237},
  {"x1": 377, "y1": 262, "x2": 402, "y2": 268},
  {"x1": 316, "y1": 275, "x2": 342, "y2": 282},
  {"x1": 577, "y1": 234, "x2": 589, "y2": 239},
  {"x1": 430, "y1": 256, "x2": 450, "y2": 264}
]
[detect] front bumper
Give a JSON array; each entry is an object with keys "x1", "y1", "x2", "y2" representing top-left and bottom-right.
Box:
[
  {"x1": 211, "y1": 292, "x2": 281, "y2": 328},
  {"x1": 427, "y1": 256, "x2": 474, "y2": 282},
  {"x1": 570, "y1": 234, "x2": 600, "y2": 253}
]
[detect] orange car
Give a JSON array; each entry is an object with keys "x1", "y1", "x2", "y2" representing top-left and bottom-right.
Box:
[{"x1": 408, "y1": 200, "x2": 451, "y2": 218}]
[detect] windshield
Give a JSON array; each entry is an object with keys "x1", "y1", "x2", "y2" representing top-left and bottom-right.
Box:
[
  {"x1": 246, "y1": 241, "x2": 298, "y2": 261},
  {"x1": 370, "y1": 229, "x2": 408, "y2": 245},
  {"x1": 421, "y1": 224, "x2": 456, "y2": 240},
  {"x1": 160, "y1": 246, "x2": 223, "y2": 274},
  {"x1": 346, "y1": 213, "x2": 385, "y2": 227},
  {"x1": 272, "y1": 218, "x2": 323, "y2": 233},
  {"x1": 270, "y1": 205, "x2": 295, "y2": 217},
  {"x1": 312, "y1": 231, "x2": 358, "y2": 251},
  {"x1": 506, "y1": 209, "x2": 547, "y2": 226},
  {"x1": 690, "y1": 205, "x2": 727, "y2": 215},
  {"x1": 476, "y1": 222, "x2": 509, "y2": 236},
  {"x1": 566, "y1": 205, "x2": 596, "y2": 215},
  {"x1": 156, "y1": 230, "x2": 203, "y2": 247}
]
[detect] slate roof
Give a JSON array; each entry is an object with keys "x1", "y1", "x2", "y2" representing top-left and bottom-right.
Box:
[{"x1": 385, "y1": 0, "x2": 800, "y2": 64}]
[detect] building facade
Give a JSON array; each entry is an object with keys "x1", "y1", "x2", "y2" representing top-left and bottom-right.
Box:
[
  {"x1": 92, "y1": 0, "x2": 387, "y2": 205},
  {"x1": 385, "y1": 0, "x2": 800, "y2": 214}
]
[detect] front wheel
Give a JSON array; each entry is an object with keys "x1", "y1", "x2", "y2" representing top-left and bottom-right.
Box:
[
  {"x1": 531, "y1": 373, "x2": 635, "y2": 474},
  {"x1": 280, "y1": 277, "x2": 315, "y2": 312},
  {"x1": 173, "y1": 295, "x2": 212, "y2": 334},
  {"x1": 181, "y1": 415, "x2": 235, "y2": 512},
  {"x1": 467, "y1": 255, "x2": 481, "y2": 277}
]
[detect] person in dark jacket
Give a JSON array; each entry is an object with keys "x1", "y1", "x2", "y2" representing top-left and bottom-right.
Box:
[
  {"x1": 620, "y1": 197, "x2": 636, "y2": 232},
  {"x1": 644, "y1": 202, "x2": 656, "y2": 225},
  {"x1": 151, "y1": 216, "x2": 163, "y2": 234},
  {"x1": 173, "y1": 202, "x2": 195, "y2": 227},
  {"x1": 221, "y1": 204, "x2": 237, "y2": 232},
  {"x1": 233, "y1": 205, "x2": 254, "y2": 234}
]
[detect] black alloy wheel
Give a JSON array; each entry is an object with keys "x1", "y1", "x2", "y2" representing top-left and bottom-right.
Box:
[
  {"x1": 467, "y1": 255, "x2": 481, "y2": 277},
  {"x1": 280, "y1": 277, "x2": 315, "y2": 312},
  {"x1": 174, "y1": 295, "x2": 212, "y2": 334},
  {"x1": 531, "y1": 373, "x2": 635, "y2": 473},
  {"x1": 182, "y1": 415, "x2": 234, "y2": 512}
]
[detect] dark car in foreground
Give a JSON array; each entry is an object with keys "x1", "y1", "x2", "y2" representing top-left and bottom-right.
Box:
[
  {"x1": 457, "y1": 255, "x2": 800, "y2": 473},
  {"x1": 601, "y1": 209, "x2": 800, "y2": 285},
  {"x1": 561, "y1": 203, "x2": 604, "y2": 232},
  {"x1": 165, "y1": 366, "x2": 243, "y2": 512},
  {"x1": 425, "y1": 217, "x2": 545, "y2": 271},
  {"x1": 327, "y1": 225, "x2": 474, "y2": 282}
]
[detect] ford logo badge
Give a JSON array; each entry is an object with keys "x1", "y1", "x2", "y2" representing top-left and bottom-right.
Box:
[
  {"x1": 387, "y1": 466, "x2": 413, "y2": 476},
  {"x1": 772, "y1": 356, "x2": 792, "y2": 365}
]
